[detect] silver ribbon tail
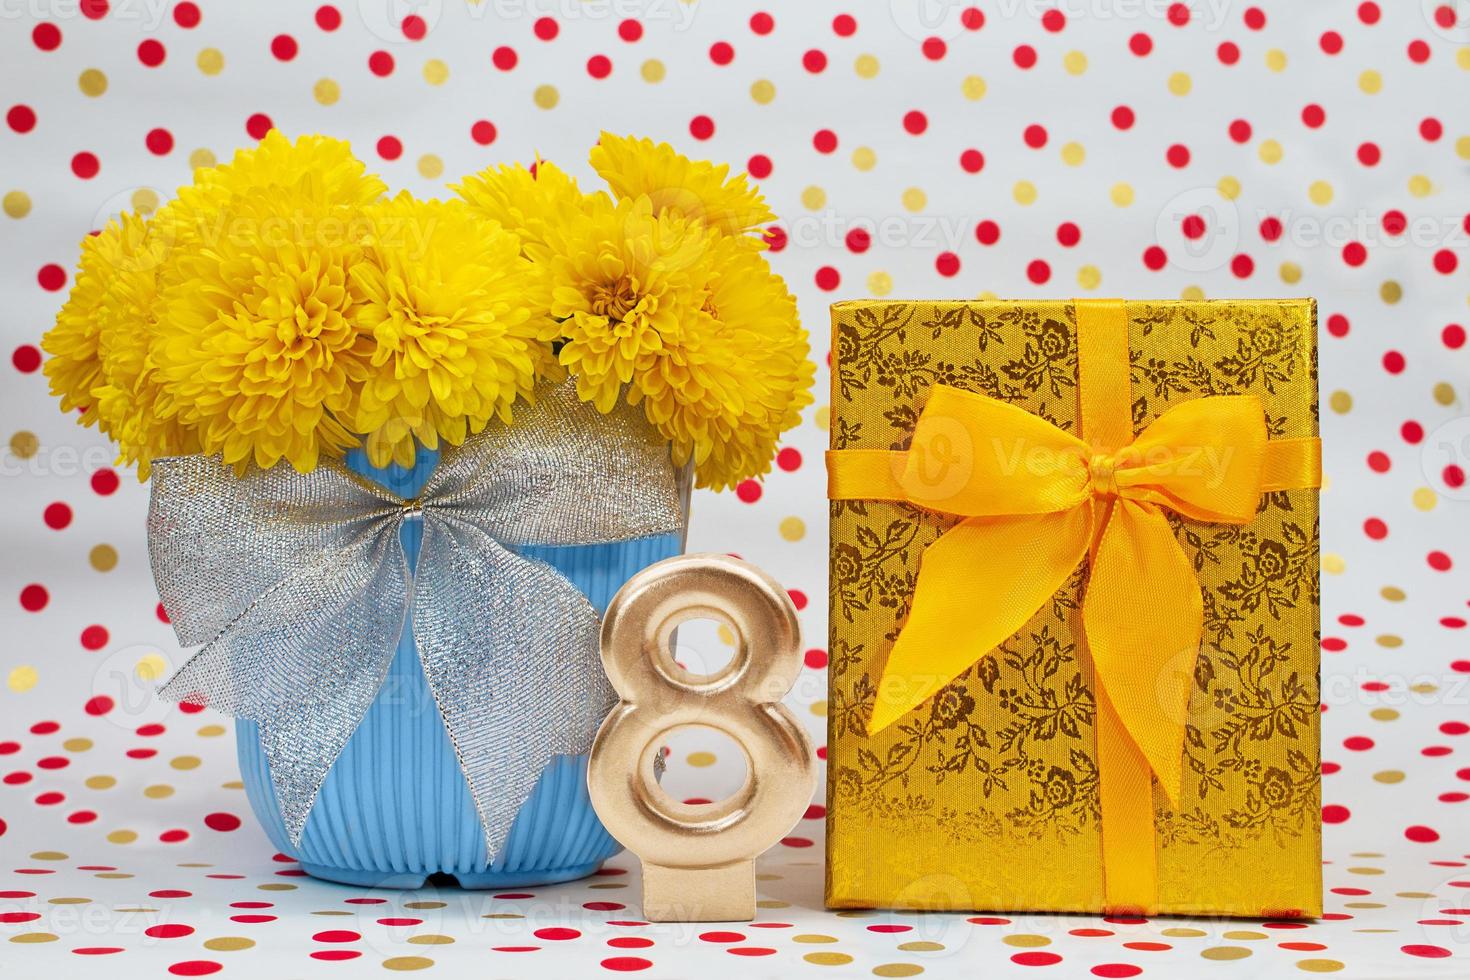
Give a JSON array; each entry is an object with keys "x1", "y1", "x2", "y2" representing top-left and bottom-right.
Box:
[{"x1": 149, "y1": 378, "x2": 685, "y2": 856}]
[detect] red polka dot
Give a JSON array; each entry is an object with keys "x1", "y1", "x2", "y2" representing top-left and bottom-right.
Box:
[
  {"x1": 146, "y1": 128, "x2": 174, "y2": 155},
  {"x1": 91, "y1": 468, "x2": 120, "y2": 495},
  {"x1": 587, "y1": 55, "x2": 612, "y2": 79},
  {"x1": 80, "y1": 0, "x2": 107, "y2": 16},
  {"x1": 1093, "y1": 967, "x2": 1142, "y2": 979},
  {"x1": 1013, "y1": 44, "x2": 1037, "y2": 69},
  {"x1": 1383, "y1": 350, "x2": 1405, "y2": 373},
  {"x1": 1327, "y1": 314, "x2": 1350, "y2": 337},
  {"x1": 802, "y1": 49, "x2": 827, "y2": 72},
  {"x1": 471, "y1": 120, "x2": 497, "y2": 145},
  {"x1": 43, "y1": 502, "x2": 72, "y2": 529},
  {"x1": 1421, "y1": 117, "x2": 1443, "y2": 141},
  {"x1": 1167, "y1": 2, "x2": 1190, "y2": 25},
  {"x1": 1057, "y1": 222, "x2": 1081, "y2": 247},
  {"x1": 310, "y1": 951, "x2": 360, "y2": 961},
  {"x1": 601, "y1": 959, "x2": 652, "y2": 972},
  {"x1": 1363, "y1": 518, "x2": 1388, "y2": 540},
  {"x1": 32, "y1": 23, "x2": 62, "y2": 50},
  {"x1": 1367, "y1": 451, "x2": 1390, "y2": 473},
  {"x1": 315, "y1": 5, "x2": 341, "y2": 30},
  {"x1": 1402, "y1": 945, "x2": 1452, "y2": 959},
  {"x1": 776, "y1": 447, "x2": 802, "y2": 471},
  {"x1": 749, "y1": 12, "x2": 773, "y2": 34},
  {"x1": 368, "y1": 50, "x2": 395, "y2": 76},
  {"x1": 535, "y1": 927, "x2": 582, "y2": 941},
  {"x1": 532, "y1": 16, "x2": 559, "y2": 40},
  {"x1": 1259, "y1": 216, "x2": 1282, "y2": 241},
  {"x1": 1427, "y1": 551, "x2": 1452, "y2": 571},
  {"x1": 617, "y1": 19, "x2": 643, "y2": 42},
  {"x1": 689, "y1": 115, "x2": 715, "y2": 140},
  {"x1": 313, "y1": 930, "x2": 361, "y2": 943},
  {"x1": 1042, "y1": 9, "x2": 1066, "y2": 31},
  {"x1": 1023, "y1": 124, "x2": 1048, "y2": 149},
  {"x1": 831, "y1": 14, "x2": 856, "y2": 36},
  {"x1": 1406, "y1": 825, "x2": 1440, "y2": 843},
  {"x1": 902, "y1": 110, "x2": 927, "y2": 135},
  {"x1": 1111, "y1": 105, "x2": 1135, "y2": 130},
  {"x1": 167, "y1": 964, "x2": 221, "y2": 978},
  {"x1": 1013, "y1": 951, "x2": 1063, "y2": 966},
  {"x1": 173, "y1": 2, "x2": 200, "y2": 27},
  {"x1": 137, "y1": 39, "x2": 166, "y2": 67},
  {"x1": 245, "y1": 113, "x2": 273, "y2": 140},
  {"x1": 71, "y1": 152, "x2": 99, "y2": 179},
  {"x1": 1244, "y1": 7, "x2": 1266, "y2": 28},
  {"x1": 401, "y1": 14, "x2": 427, "y2": 40},
  {"x1": 814, "y1": 266, "x2": 840, "y2": 291},
  {"x1": 1217, "y1": 41, "x2": 1240, "y2": 64},
  {"x1": 699, "y1": 931, "x2": 745, "y2": 943},
  {"x1": 271, "y1": 34, "x2": 297, "y2": 60},
  {"x1": 960, "y1": 148, "x2": 985, "y2": 173},
  {"x1": 160, "y1": 829, "x2": 190, "y2": 843},
  {"x1": 1027, "y1": 260, "x2": 1051, "y2": 284},
  {"x1": 813, "y1": 129, "x2": 837, "y2": 153},
  {"x1": 204, "y1": 812, "x2": 242, "y2": 832},
  {"x1": 1447, "y1": 323, "x2": 1468, "y2": 349},
  {"x1": 1434, "y1": 250, "x2": 1458, "y2": 274},
  {"x1": 1302, "y1": 104, "x2": 1326, "y2": 128},
  {"x1": 1407, "y1": 39, "x2": 1431, "y2": 63},
  {"x1": 1320, "y1": 31, "x2": 1343, "y2": 54},
  {"x1": 146, "y1": 924, "x2": 196, "y2": 939},
  {"x1": 80, "y1": 625, "x2": 108, "y2": 650},
  {"x1": 936, "y1": 252, "x2": 960, "y2": 277},
  {"x1": 13, "y1": 344, "x2": 41, "y2": 372},
  {"x1": 377, "y1": 136, "x2": 402, "y2": 161},
  {"x1": 922, "y1": 37, "x2": 946, "y2": 60},
  {"x1": 763, "y1": 226, "x2": 786, "y2": 251},
  {"x1": 1357, "y1": 142, "x2": 1381, "y2": 166},
  {"x1": 1143, "y1": 246, "x2": 1167, "y2": 271},
  {"x1": 1323, "y1": 804, "x2": 1350, "y2": 823},
  {"x1": 1129, "y1": 32, "x2": 1153, "y2": 56},
  {"x1": 804, "y1": 648, "x2": 828, "y2": 669},
  {"x1": 1231, "y1": 254, "x2": 1254, "y2": 278},
  {"x1": 962, "y1": 7, "x2": 984, "y2": 29},
  {"x1": 1229, "y1": 119, "x2": 1252, "y2": 143},
  {"x1": 1344, "y1": 736, "x2": 1374, "y2": 751},
  {"x1": 1166, "y1": 144, "x2": 1191, "y2": 168},
  {"x1": 20, "y1": 584, "x2": 48, "y2": 612},
  {"x1": 976, "y1": 220, "x2": 1000, "y2": 245},
  {"x1": 788, "y1": 589, "x2": 808, "y2": 611},
  {"x1": 1358, "y1": 1, "x2": 1380, "y2": 23}
]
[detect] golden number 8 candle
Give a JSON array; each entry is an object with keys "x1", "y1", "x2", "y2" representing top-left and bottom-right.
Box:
[{"x1": 588, "y1": 553, "x2": 815, "y2": 922}]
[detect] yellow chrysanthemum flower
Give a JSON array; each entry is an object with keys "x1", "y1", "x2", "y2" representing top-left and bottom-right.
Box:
[
  {"x1": 453, "y1": 158, "x2": 600, "y2": 251},
  {"x1": 535, "y1": 195, "x2": 707, "y2": 414},
  {"x1": 590, "y1": 132, "x2": 775, "y2": 239},
  {"x1": 153, "y1": 181, "x2": 375, "y2": 474},
  {"x1": 346, "y1": 194, "x2": 557, "y2": 468},
  {"x1": 43, "y1": 213, "x2": 197, "y2": 477},
  {"x1": 628, "y1": 232, "x2": 814, "y2": 490}
]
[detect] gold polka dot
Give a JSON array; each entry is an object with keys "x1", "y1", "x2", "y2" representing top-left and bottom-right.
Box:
[
  {"x1": 86, "y1": 775, "x2": 116, "y2": 790},
  {"x1": 1407, "y1": 174, "x2": 1433, "y2": 197},
  {"x1": 63, "y1": 738, "x2": 93, "y2": 753},
  {"x1": 851, "y1": 146, "x2": 876, "y2": 171},
  {"x1": 417, "y1": 155, "x2": 443, "y2": 179},
  {"x1": 1433, "y1": 382, "x2": 1456, "y2": 405},
  {"x1": 1370, "y1": 707, "x2": 1399, "y2": 721},
  {"x1": 107, "y1": 830, "x2": 137, "y2": 845},
  {"x1": 1203, "y1": 946, "x2": 1253, "y2": 960},
  {"x1": 1323, "y1": 553, "x2": 1345, "y2": 575},
  {"x1": 144, "y1": 784, "x2": 175, "y2": 799},
  {"x1": 801, "y1": 186, "x2": 826, "y2": 210},
  {"x1": 1411, "y1": 486, "x2": 1438, "y2": 513},
  {"x1": 1396, "y1": 891, "x2": 1433, "y2": 899},
  {"x1": 9, "y1": 430, "x2": 38, "y2": 457},
  {"x1": 855, "y1": 54, "x2": 879, "y2": 78},
  {"x1": 641, "y1": 59, "x2": 665, "y2": 83},
  {"x1": 815, "y1": 406, "x2": 831, "y2": 431},
  {"x1": 1309, "y1": 181, "x2": 1334, "y2": 206},
  {"x1": 1162, "y1": 928, "x2": 1206, "y2": 937},
  {"x1": 809, "y1": 699, "x2": 827, "y2": 717},
  {"x1": 78, "y1": 68, "x2": 108, "y2": 96},
  {"x1": 1344, "y1": 901, "x2": 1384, "y2": 909},
  {"x1": 3, "y1": 191, "x2": 31, "y2": 219},
  {"x1": 1110, "y1": 183, "x2": 1134, "y2": 207},
  {"x1": 867, "y1": 271, "x2": 892, "y2": 296},
  {"x1": 1181, "y1": 285, "x2": 1206, "y2": 301},
  {"x1": 1381, "y1": 585, "x2": 1405, "y2": 601},
  {"x1": 749, "y1": 79, "x2": 774, "y2": 104},
  {"x1": 422, "y1": 59, "x2": 448, "y2": 85},
  {"x1": 204, "y1": 937, "x2": 255, "y2": 951},
  {"x1": 1224, "y1": 931, "x2": 1268, "y2": 940},
  {"x1": 1259, "y1": 139, "x2": 1283, "y2": 164},
  {"x1": 961, "y1": 75, "x2": 986, "y2": 100},
  {"x1": 532, "y1": 85, "x2": 558, "y2": 110},
  {"x1": 189, "y1": 148, "x2": 217, "y2": 171},
  {"x1": 9, "y1": 933, "x2": 58, "y2": 944},
  {"x1": 1348, "y1": 866, "x2": 1385, "y2": 875},
  {"x1": 1459, "y1": 47, "x2": 1470, "y2": 70},
  {"x1": 1003, "y1": 934, "x2": 1051, "y2": 947},
  {"x1": 197, "y1": 724, "x2": 226, "y2": 737},
  {"x1": 48, "y1": 898, "x2": 90, "y2": 905},
  {"x1": 779, "y1": 516, "x2": 806, "y2": 541},
  {"x1": 171, "y1": 755, "x2": 202, "y2": 770},
  {"x1": 902, "y1": 188, "x2": 927, "y2": 212},
  {"x1": 1060, "y1": 50, "x2": 1088, "y2": 75},
  {"x1": 1012, "y1": 181, "x2": 1037, "y2": 206},
  {"x1": 88, "y1": 544, "x2": 118, "y2": 572},
  {"x1": 7, "y1": 665, "x2": 37, "y2": 693},
  {"x1": 1296, "y1": 959, "x2": 1344, "y2": 973},
  {"x1": 128, "y1": 189, "x2": 158, "y2": 216},
  {"x1": 403, "y1": 902, "x2": 447, "y2": 910},
  {"x1": 1380, "y1": 280, "x2": 1403, "y2": 304},
  {"x1": 1359, "y1": 69, "x2": 1381, "y2": 94},
  {"x1": 407, "y1": 935, "x2": 454, "y2": 945},
  {"x1": 1374, "y1": 769, "x2": 1405, "y2": 784},
  {"x1": 1077, "y1": 265, "x2": 1101, "y2": 290},
  {"x1": 197, "y1": 48, "x2": 224, "y2": 76},
  {"x1": 874, "y1": 966, "x2": 923, "y2": 978},
  {"x1": 1456, "y1": 136, "x2": 1470, "y2": 160},
  {"x1": 685, "y1": 751, "x2": 716, "y2": 768},
  {"x1": 31, "y1": 851, "x2": 67, "y2": 861},
  {"x1": 898, "y1": 941, "x2": 944, "y2": 952},
  {"x1": 1328, "y1": 390, "x2": 1352, "y2": 414},
  {"x1": 757, "y1": 899, "x2": 789, "y2": 909},
  {"x1": 1168, "y1": 72, "x2": 1192, "y2": 95},
  {"x1": 1217, "y1": 176, "x2": 1241, "y2": 200},
  {"x1": 314, "y1": 78, "x2": 340, "y2": 106},
  {"x1": 717, "y1": 624, "x2": 735, "y2": 646},
  {"x1": 257, "y1": 883, "x2": 297, "y2": 891},
  {"x1": 1375, "y1": 634, "x2": 1402, "y2": 648},
  {"x1": 806, "y1": 952, "x2": 854, "y2": 966},
  {"x1": 1060, "y1": 141, "x2": 1085, "y2": 166},
  {"x1": 1265, "y1": 49, "x2": 1287, "y2": 72},
  {"x1": 383, "y1": 957, "x2": 435, "y2": 971},
  {"x1": 1279, "y1": 262, "x2": 1301, "y2": 284},
  {"x1": 94, "y1": 873, "x2": 132, "y2": 880},
  {"x1": 135, "y1": 653, "x2": 167, "y2": 682}
]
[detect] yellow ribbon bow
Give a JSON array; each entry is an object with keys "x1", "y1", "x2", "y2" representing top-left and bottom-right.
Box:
[{"x1": 827, "y1": 299, "x2": 1321, "y2": 911}]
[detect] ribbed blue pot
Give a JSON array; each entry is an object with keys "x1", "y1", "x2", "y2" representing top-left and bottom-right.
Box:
[{"x1": 236, "y1": 445, "x2": 686, "y2": 889}]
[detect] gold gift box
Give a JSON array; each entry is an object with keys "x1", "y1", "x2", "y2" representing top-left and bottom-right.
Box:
[{"x1": 825, "y1": 299, "x2": 1321, "y2": 917}]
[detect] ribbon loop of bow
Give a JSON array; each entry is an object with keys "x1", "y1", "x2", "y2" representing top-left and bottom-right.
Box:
[
  {"x1": 148, "y1": 379, "x2": 686, "y2": 856},
  {"x1": 830, "y1": 382, "x2": 1321, "y2": 803}
]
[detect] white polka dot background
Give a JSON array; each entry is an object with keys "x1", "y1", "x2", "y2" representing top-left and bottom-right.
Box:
[{"x1": 1, "y1": 1, "x2": 1469, "y2": 977}]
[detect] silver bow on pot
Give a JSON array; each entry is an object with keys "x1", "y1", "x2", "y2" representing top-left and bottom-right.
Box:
[{"x1": 147, "y1": 379, "x2": 686, "y2": 855}]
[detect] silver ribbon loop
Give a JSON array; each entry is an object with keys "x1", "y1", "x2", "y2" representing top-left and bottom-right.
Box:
[{"x1": 148, "y1": 379, "x2": 686, "y2": 857}]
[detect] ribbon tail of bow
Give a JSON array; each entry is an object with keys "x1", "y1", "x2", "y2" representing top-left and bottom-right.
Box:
[
  {"x1": 158, "y1": 526, "x2": 410, "y2": 844},
  {"x1": 413, "y1": 511, "x2": 613, "y2": 861},
  {"x1": 1083, "y1": 499, "x2": 1203, "y2": 805},
  {"x1": 868, "y1": 507, "x2": 1094, "y2": 735}
]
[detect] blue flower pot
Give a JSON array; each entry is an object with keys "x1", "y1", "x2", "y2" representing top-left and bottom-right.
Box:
[{"x1": 235, "y1": 446, "x2": 686, "y2": 889}]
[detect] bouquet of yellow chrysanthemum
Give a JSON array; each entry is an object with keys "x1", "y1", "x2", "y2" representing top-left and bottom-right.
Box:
[{"x1": 43, "y1": 130, "x2": 812, "y2": 490}]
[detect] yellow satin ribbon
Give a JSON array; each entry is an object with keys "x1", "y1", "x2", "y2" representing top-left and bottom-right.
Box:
[{"x1": 827, "y1": 298, "x2": 1321, "y2": 912}]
